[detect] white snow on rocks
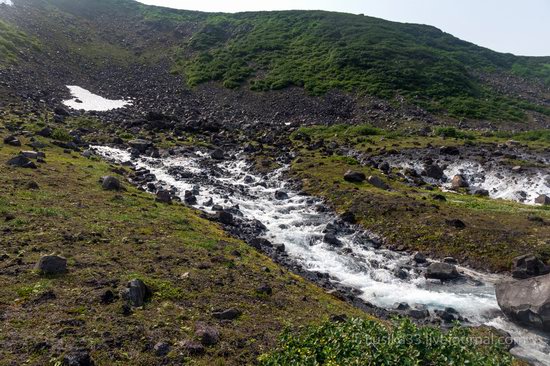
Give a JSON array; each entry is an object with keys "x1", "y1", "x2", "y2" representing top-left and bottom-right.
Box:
[{"x1": 63, "y1": 85, "x2": 132, "y2": 112}]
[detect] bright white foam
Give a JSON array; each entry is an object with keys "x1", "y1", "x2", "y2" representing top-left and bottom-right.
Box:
[
  {"x1": 397, "y1": 160, "x2": 549, "y2": 205},
  {"x1": 63, "y1": 85, "x2": 131, "y2": 111},
  {"x1": 93, "y1": 145, "x2": 550, "y2": 365},
  {"x1": 0, "y1": 0, "x2": 13, "y2": 5}
]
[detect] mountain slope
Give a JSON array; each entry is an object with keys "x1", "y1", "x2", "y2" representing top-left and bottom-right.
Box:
[{"x1": 0, "y1": 0, "x2": 549, "y2": 127}]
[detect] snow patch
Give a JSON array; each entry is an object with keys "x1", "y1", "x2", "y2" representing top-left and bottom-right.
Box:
[{"x1": 63, "y1": 85, "x2": 132, "y2": 112}]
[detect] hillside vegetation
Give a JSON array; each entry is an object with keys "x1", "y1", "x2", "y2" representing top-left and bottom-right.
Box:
[
  {"x1": 174, "y1": 11, "x2": 550, "y2": 121},
  {"x1": 1, "y1": 0, "x2": 549, "y2": 123},
  {"x1": 0, "y1": 19, "x2": 40, "y2": 64}
]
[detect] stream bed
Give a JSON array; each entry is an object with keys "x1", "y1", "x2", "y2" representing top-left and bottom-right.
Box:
[{"x1": 93, "y1": 145, "x2": 550, "y2": 365}]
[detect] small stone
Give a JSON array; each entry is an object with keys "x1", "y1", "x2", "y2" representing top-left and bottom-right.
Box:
[
  {"x1": 256, "y1": 284, "x2": 272, "y2": 295},
  {"x1": 212, "y1": 308, "x2": 242, "y2": 320},
  {"x1": 155, "y1": 190, "x2": 172, "y2": 203},
  {"x1": 62, "y1": 349, "x2": 94, "y2": 366},
  {"x1": 154, "y1": 342, "x2": 170, "y2": 356},
  {"x1": 451, "y1": 175, "x2": 468, "y2": 189},
  {"x1": 180, "y1": 339, "x2": 205, "y2": 355},
  {"x1": 195, "y1": 323, "x2": 220, "y2": 346}
]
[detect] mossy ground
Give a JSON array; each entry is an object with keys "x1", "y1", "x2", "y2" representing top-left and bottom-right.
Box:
[
  {"x1": 288, "y1": 126, "x2": 550, "y2": 272},
  {"x1": 0, "y1": 126, "x2": 365, "y2": 365}
]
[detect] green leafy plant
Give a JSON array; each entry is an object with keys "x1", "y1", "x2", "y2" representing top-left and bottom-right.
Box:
[{"x1": 259, "y1": 317, "x2": 513, "y2": 366}]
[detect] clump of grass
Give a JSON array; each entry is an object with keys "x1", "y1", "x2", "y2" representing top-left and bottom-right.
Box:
[
  {"x1": 434, "y1": 126, "x2": 475, "y2": 140},
  {"x1": 259, "y1": 317, "x2": 513, "y2": 366},
  {"x1": 51, "y1": 128, "x2": 73, "y2": 142}
]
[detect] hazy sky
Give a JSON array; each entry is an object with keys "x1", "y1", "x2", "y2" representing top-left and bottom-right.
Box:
[{"x1": 136, "y1": 0, "x2": 549, "y2": 56}]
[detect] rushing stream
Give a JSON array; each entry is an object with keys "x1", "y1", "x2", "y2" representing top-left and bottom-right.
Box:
[{"x1": 93, "y1": 145, "x2": 550, "y2": 365}]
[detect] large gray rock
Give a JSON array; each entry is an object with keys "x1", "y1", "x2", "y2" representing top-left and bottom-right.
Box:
[
  {"x1": 35, "y1": 255, "x2": 67, "y2": 275},
  {"x1": 195, "y1": 322, "x2": 220, "y2": 346},
  {"x1": 425, "y1": 262, "x2": 460, "y2": 281},
  {"x1": 496, "y1": 273, "x2": 550, "y2": 333}
]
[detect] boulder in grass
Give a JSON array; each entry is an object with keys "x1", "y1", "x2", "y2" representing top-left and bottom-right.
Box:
[
  {"x1": 101, "y1": 176, "x2": 123, "y2": 191},
  {"x1": 496, "y1": 273, "x2": 550, "y2": 333},
  {"x1": 195, "y1": 322, "x2": 220, "y2": 346},
  {"x1": 7, "y1": 155, "x2": 37, "y2": 169},
  {"x1": 367, "y1": 175, "x2": 389, "y2": 190},
  {"x1": 343, "y1": 170, "x2": 366, "y2": 183},
  {"x1": 35, "y1": 255, "x2": 67, "y2": 275},
  {"x1": 3, "y1": 135, "x2": 21, "y2": 146},
  {"x1": 121, "y1": 279, "x2": 150, "y2": 307}
]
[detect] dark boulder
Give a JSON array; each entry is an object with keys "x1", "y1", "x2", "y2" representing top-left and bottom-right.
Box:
[
  {"x1": 153, "y1": 342, "x2": 170, "y2": 357},
  {"x1": 54, "y1": 106, "x2": 70, "y2": 116},
  {"x1": 195, "y1": 323, "x2": 220, "y2": 346},
  {"x1": 211, "y1": 148, "x2": 225, "y2": 160},
  {"x1": 128, "y1": 139, "x2": 153, "y2": 153},
  {"x1": 423, "y1": 164, "x2": 444, "y2": 180},
  {"x1": 216, "y1": 211, "x2": 234, "y2": 225},
  {"x1": 274, "y1": 190, "x2": 289, "y2": 200},
  {"x1": 511, "y1": 254, "x2": 550, "y2": 279},
  {"x1": 121, "y1": 279, "x2": 150, "y2": 307},
  {"x1": 212, "y1": 308, "x2": 242, "y2": 320},
  {"x1": 101, "y1": 176, "x2": 123, "y2": 191},
  {"x1": 7, "y1": 155, "x2": 37, "y2": 169},
  {"x1": 446, "y1": 219, "x2": 466, "y2": 229},
  {"x1": 62, "y1": 349, "x2": 94, "y2": 366},
  {"x1": 367, "y1": 175, "x2": 389, "y2": 190},
  {"x1": 155, "y1": 190, "x2": 172, "y2": 204},
  {"x1": 496, "y1": 273, "x2": 550, "y2": 333},
  {"x1": 324, "y1": 233, "x2": 343, "y2": 247},
  {"x1": 426, "y1": 262, "x2": 460, "y2": 281},
  {"x1": 35, "y1": 255, "x2": 67, "y2": 275},
  {"x1": 439, "y1": 146, "x2": 460, "y2": 155},
  {"x1": 3, "y1": 135, "x2": 21, "y2": 146},
  {"x1": 343, "y1": 170, "x2": 366, "y2": 183}
]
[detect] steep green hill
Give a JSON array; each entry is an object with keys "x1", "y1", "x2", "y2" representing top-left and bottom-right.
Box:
[
  {"x1": 1, "y1": 0, "x2": 549, "y2": 123},
  {"x1": 174, "y1": 11, "x2": 550, "y2": 121}
]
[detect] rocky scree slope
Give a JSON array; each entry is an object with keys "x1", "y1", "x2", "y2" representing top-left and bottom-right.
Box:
[{"x1": 0, "y1": 0, "x2": 550, "y2": 131}]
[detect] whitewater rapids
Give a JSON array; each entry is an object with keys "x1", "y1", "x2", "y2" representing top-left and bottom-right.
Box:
[{"x1": 93, "y1": 145, "x2": 550, "y2": 365}]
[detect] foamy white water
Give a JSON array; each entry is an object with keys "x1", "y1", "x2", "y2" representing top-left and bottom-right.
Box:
[
  {"x1": 63, "y1": 85, "x2": 131, "y2": 111},
  {"x1": 93, "y1": 145, "x2": 550, "y2": 365},
  {"x1": 396, "y1": 160, "x2": 549, "y2": 205},
  {"x1": 0, "y1": 0, "x2": 13, "y2": 5}
]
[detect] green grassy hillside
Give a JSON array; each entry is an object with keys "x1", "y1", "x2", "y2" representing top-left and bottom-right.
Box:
[
  {"x1": 0, "y1": 19, "x2": 40, "y2": 65},
  {"x1": 174, "y1": 11, "x2": 550, "y2": 121}
]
